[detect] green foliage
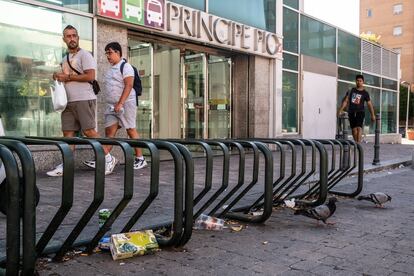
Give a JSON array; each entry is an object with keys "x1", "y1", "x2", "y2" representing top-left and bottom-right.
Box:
[{"x1": 399, "y1": 85, "x2": 414, "y2": 120}]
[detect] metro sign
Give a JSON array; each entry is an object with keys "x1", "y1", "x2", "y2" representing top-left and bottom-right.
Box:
[{"x1": 97, "y1": 0, "x2": 164, "y2": 30}]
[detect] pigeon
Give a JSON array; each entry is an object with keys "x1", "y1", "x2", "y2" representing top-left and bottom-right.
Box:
[
  {"x1": 294, "y1": 197, "x2": 338, "y2": 225},
  {"x1": 357, "y1": 192, "x2": 392, "y2": 208}
]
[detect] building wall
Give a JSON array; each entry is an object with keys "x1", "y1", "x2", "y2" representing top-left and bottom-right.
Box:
[{"x1": 360, "y1": 0, "x2": 414, "y2": 84}]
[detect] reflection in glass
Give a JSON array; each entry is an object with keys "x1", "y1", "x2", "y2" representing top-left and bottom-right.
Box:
[
  {"x1": 338, "y1": 67, "x2": 361, "y2": 82},
  {"x1": 208, "y1": 55, "x2": 231, "y2": 139},
  {"x1": 153, "y1": 44, "x2": 180, "y2": 138},
  {"x1": 283, "y1": 7, "x2": 298, "y2": 53},
  {"x1": 0, "y1": 0, "x2": 92, "y2": 136},
  {"x1": 363, "y1": 87, "x2": 380, "y2": 134},
  {"x1": 183, "y1": 52, "x2": 206, "y2": 139},
  {"x1": 382, "y1": 78, "x2": 398, "y2": 91},
  {"x1": 338, "y1": 30, "x2": 361, "y2": 69},
  {"x1": 283, "y1": 53, "x2": 298, "y2": 71},
  {"x1": 300, "y1": 15, "x2": 336, "y2": 62},
  {"x1": 381, "y1": 91, "x2": 397, "y2": 133},
  {"x1": 284, "y1": 0, "x2": 299, "y2": 9},
  {"x1": 363, "y1": 73, "x2": 381, "y2": 87},
  {"x1": 209, "y1": 0, "x2": 276, "y2": 32},
  {"x1": 128, "y1": 39, "x2": 153, "y2": 138},
  {"x1": 282, "y1": 71, "x2": 298, "y2": 133},
  {"x1": 170, "y1": 0, "x2": 205, "y2": 11},
  {"x1": 38, "y1": 0, "x2": 91, "y2": 13}
]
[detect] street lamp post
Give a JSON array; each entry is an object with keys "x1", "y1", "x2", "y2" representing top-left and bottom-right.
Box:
[{"x1": 401, "y1": 81, "x2": 411, "y2": 137}]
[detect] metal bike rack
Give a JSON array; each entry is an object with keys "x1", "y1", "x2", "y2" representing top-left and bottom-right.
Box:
[
  {"x1": 0, "y1": 145, "x2": 21, "y2": 276},
  {"x1": 0, "y1": 139, "x2": 37, "y2": 275}
]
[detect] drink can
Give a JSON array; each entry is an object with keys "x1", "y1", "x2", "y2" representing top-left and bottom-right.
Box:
[{"x1": 99, "y1": 209, "x2": 111, "y2": 228}]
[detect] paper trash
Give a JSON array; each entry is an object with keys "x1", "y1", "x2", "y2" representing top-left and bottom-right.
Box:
[{"x1": 110, "y1": 230, "x2": 158, "y2": 260}]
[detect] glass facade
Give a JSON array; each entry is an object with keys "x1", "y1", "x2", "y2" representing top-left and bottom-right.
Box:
[
  {"x1": 282, "y1": 71, "x2": 298, "y2": 133},
  {"x1": 363, "y1": 87, "x2": 380, "y2": 134},
  {"x1": 338, "y1": 30, "x2": 361, "y2": 69},
  {"x1": 364, "y1": 73, "x2": 381, "y2": 87},
  {"x1": 300, "y1": 15, "x2": 336, "y2": 62},
  {"x1": 170, "y1": 0, "x2": 205, "y2": 11},
  {"x1": 283, "y1": 7, "x2": 299, "y2": 53},
  {"x1": 338, "y1": 67, "x2": 361, "y2": 82},
  {"x1": 0, "y1": 0, "x2": 93, "y2": 136},
  {"x1": 283, "y1": 0, "x2": 299, "y2": 10},
  {"x1": 382, "y1": 78, "x2": 398, "y2": 90},
  {"x1": 38, "y1": 0, "x2": 91, "y2": 13},
  {"x1": 283, "y1": 53, "x2": 298, "y2": 71},
  {"x1": 381, "y1": 91, "x2": 397, "y2": 134},
  {"x1": 209, "y1": 0, "x2": 276, "y2": 32}
]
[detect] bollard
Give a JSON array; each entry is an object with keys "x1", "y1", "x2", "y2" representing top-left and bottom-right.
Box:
[
  {"x1": 372, "y1": 113, "x2": 381, "y2": 165},
  {"x1": 412, "y1": 150, "x2": 414, "y2": 170},
  {"x1": 0, "y1": 115, "x2": 4, "y2": 136},
  {"x1": 341, "y1": 113, "x2": 349, "y2": 140},
  {"x1": 339, "y1": 112, "x2": 350, "y2": 169}
]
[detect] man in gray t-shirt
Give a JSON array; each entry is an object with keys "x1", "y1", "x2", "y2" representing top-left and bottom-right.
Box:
[{"x1": 47, "y1": 25, "x2": 117, "y2": 177}]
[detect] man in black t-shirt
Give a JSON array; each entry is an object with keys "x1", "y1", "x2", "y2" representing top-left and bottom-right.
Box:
[{"x1": 338, "y1": 74, "x2": 376, "y2": 143}]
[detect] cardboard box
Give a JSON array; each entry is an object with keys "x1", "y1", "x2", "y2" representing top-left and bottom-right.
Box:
[{"x1": 110, "y1": 230, "x2": 158, "y2": 260}]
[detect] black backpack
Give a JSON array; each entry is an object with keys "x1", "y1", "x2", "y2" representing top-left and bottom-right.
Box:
[{"x1": 120, "y1": 59, "x2": 142, "y2": 105}]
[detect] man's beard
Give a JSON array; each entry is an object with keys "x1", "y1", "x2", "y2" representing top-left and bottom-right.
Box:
[{"x1": 68, "y1": 41, "x2": 78, "y2": 50}]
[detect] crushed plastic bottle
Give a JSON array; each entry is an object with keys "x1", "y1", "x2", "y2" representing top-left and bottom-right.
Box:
[{"x1": 193, "y1": 214, "x2": 224, "y2": 231}]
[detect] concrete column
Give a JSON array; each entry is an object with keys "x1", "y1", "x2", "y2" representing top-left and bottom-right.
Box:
[
  {"x1": 232, "y1": 55, "x2": 249, "y2": 138},
  {"x1": 96, "y1": 21, "x2": 128, "y2": 135},
  {"x1": 248, "y1": 55, "x2": 271, "y2": 138}
]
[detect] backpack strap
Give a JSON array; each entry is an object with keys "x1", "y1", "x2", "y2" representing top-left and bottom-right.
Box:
[{"x1": 120, "y1": 58, "x2": 127, "y2": 75}]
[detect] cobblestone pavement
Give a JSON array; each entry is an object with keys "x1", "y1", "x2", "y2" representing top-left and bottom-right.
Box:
[{"x1": 38, "y1": 167, "x2": 414, "y2": 276}]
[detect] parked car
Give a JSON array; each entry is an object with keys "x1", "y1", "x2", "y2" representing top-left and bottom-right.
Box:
[{"x1": 146, "y1": 0, "x2": 162, "y2": 26}]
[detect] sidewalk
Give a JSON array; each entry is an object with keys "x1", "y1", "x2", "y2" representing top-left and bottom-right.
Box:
[
  {"x1": 1, "y1": 141, "x2": 414, "y2": 275},
  {"x1": 38, "y1": 149, "x2": 414, "y2": 275}
]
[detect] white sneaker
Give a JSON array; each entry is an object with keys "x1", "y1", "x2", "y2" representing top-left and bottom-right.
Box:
[
  {"x1": 46, "y1": 163, "x2": 63, "y2": 177},
  {"x1": 83, "y1": 160, "x2": 96, "y2": 169},
  {"x1": 105, "y1": 156, "x2": 118, "y2": 175},
  {"x1": 134, "y1": 158, "x2": 147, "y2": 170}
]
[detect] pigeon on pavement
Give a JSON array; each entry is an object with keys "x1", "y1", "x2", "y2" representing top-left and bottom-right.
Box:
[
  {"x1": 357, "y1": 192, "x2": 392, "y2": 208},
  {"x1": 294, "y1": 197, "x2": 337, "y2": 225}
]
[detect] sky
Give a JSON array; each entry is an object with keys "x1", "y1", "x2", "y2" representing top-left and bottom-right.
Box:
[{"x1": 303, "y1": 0, "x2": 360, "y2": 35}]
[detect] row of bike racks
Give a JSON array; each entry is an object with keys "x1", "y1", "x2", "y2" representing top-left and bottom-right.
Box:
[{"x1": 0, "y1": 136, "x2": 363, "y2": 275}]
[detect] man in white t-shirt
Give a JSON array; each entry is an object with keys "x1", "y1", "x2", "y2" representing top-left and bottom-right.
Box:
[
  {"x1": 47, "y1": 25, "x2": 117, "y2": 176},
  {"x1": 84, "y1": 42, "x2": 147, "y2": 170}
]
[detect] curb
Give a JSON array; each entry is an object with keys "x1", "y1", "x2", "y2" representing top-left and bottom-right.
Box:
[{"x1": 349, "y1": 158, "x2": 412, "y2": 177}]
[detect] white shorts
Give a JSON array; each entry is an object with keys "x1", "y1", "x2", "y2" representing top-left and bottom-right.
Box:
[{"x1": 104, "y1": 101, "x2": 137, "y2": 129}]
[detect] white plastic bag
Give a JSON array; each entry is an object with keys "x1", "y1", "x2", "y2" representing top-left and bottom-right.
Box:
[{"x1": 51, "y1": 80, "x2": 67, "y2": 112}]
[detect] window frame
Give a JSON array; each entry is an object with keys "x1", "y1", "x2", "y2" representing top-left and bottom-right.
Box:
[
  {"x1": 393, "y1": 26, "x2": 403, "y2": 36},
  {"x1": 393, "y1": 3, "x2": 403, "y2": 15}
]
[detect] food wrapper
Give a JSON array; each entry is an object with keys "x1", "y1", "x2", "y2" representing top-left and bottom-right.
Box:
[
  {"x1": 98, "y1": 236, "x2": 111, "y2": 250},
  {"x1": 110, "y1": 230, "x2": 158, "y2": 260}
]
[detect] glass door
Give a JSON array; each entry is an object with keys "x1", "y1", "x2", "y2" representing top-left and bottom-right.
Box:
[
  {"x1": 208, "y1": 55, "x2": 231, "y2": 138},
  {"x1": 181, "y1": 51, "x2": 207, "y2": 139},
  {"x1": 128, "y1": 39, "x2": 153, "y2": 138}
]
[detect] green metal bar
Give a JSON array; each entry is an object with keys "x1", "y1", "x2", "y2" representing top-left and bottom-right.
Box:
[
  {"x1": 84, "y1": 138, "x2": 135, "y2": 253},
  {"x1": 0, "y1": 139, "x2": 36, "y2": 275},
  {"x1": 118, "y1": 140, "x2": 160, "y2": 233},
  {"x1": 223, "y1": 141, "x2": 273, "y2": 223},
  {"x1": 0, "y1": 145, "x2": 20, "y2": 276},
  {"x1": 3, "y1": 137, "x2": 75, "y2": 256},
  {"x1": 171, "y1": 143, "x2": 194, "y2": 247}
]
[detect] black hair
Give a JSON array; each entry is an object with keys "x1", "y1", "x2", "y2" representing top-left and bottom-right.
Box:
[
  {"x1": 105, "y1": 42, "x2": 122, "y2": 57},
  {"x1": 63, "y1": 25, "x2": 77, "y2": 35},
  {"x1": 355, "y1": 74, "x2": 364, "y2": 81}
]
